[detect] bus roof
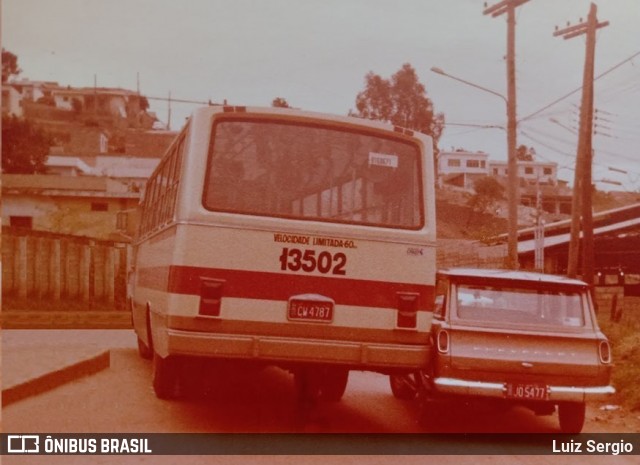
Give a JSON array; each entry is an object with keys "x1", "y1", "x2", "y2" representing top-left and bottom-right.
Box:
[{"x1": 190, "y1": 105, "x2": 429, "y2": 140}]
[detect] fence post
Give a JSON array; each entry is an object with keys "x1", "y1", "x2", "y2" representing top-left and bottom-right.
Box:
[
  {"x1": 105, "y1": 247, "x2": 115, "y2": 304},
  {"x1": 51, "y1": 239, "x2": 61, "y2": 300},
  {"x1": 17, "y1": 236, "x2": 28, "y2": 299},
  {"x1": 35, "y1": 237, "x2": 46, "y2": 298},
  {"x1": 81, "y1": 243, "x2": 91, "y2": 302}
]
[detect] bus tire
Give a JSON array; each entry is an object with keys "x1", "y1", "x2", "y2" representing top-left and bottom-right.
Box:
[
  {"x1": 320, "y1": 368, "x2": 349, "y2": 402},
  {"x1": 137, "y1": 337, "x2": 153, "y2": 360},
  {"x1": 136, "y1": 304, "x2": 153, "y2": 360},
  {"x1": 558, "y1": 402, "x2": 585, "y2": 433},
  {"x1": 152, "y1": 352, "x2": 180, "y2": 400},
  {"x1": 294, "y1": 369, "x2": 322, "y2": 402}
]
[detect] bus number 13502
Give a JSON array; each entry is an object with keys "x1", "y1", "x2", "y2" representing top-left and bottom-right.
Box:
[{"x1": 279, "y1": 248, "x2": 347, "y2": 275}]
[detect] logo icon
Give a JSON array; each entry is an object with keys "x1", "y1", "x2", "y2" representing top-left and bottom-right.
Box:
[{"x1": 7, "y1": 435, "x2": 40, "y2": 454}]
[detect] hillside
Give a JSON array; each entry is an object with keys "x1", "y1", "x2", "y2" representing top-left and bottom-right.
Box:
[{"x1": 436, "y1": 189, "x2": 508, "y2": 241}]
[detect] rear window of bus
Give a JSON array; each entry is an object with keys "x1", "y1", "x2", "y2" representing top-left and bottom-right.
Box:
[{"x1": 202, "y1": 118, "x2": 424, "y2": 229}]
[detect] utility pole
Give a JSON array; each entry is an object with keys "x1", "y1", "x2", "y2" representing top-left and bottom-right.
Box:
[
  {"x1": 167, "y1": 91, "x2": 172, "y2": 131},
  {"x1": 534, "y1": 177, "x2": 544, "y2": 271},
  {"x1": 554, "y1": 3, "x2": 608, "y2": 282},
  {"x1": 483, "y1": 0, "x2": 529, "y2": 270}
]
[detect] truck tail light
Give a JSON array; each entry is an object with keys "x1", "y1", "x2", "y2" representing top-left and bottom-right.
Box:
[
  {"x1": 199, "y1": 278, "x2": 225, "y2": 317},
  {"x1": 396, "y1": 292, "x2": 419, "y2": 329},
  {"x1": 599, "y1": 340, "x2": 612, "y2": 364},
  {"x1": 437, "y1": 329, "x2": 449, "y2": 354}
]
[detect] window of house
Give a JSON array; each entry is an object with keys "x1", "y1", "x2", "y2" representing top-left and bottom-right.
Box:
[
  {"x1": 10, "y1": 216, "x2": 33, "y2": 229},
  {"x1": 466, "y1": 160, "x2": 480, "y2": 168},
  {"x1": 525, "y1": 167, "x2": 534, "y2": 175},
  {"x1": 544, "y1": 167, "x2": 553, "y2": 175},
  {"x1": 116, "y1": 211, "x2": 128, "y2": 231},
  {"x1": 447, "y1": 159, "x2": 461, "y2": 167},
  {"x1": 91, "y1": 202, "x2": 109, "y2": 212}
]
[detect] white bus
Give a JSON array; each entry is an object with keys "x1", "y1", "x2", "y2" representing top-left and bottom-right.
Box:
[{"x1": 130, "y1": 105, "x2": 436, "y2": 400}]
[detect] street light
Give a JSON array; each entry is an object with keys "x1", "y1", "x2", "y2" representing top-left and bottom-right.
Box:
[
  {"x1": 594, "y1": 179, "x2": 623, "y2": 187},
  {"x1": 430, "y1": 67, "x2": 507, "y2": 103},
  {"x1": 431, "y1": 66, "x2": 519, "y2": 270}
]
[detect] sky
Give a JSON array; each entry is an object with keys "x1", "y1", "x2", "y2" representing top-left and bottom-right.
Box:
[{"x1": 3, "y1": 0, "x2": 639, "y2": 191}]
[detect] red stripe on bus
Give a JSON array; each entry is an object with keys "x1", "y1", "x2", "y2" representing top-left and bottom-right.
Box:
[{"x1": 138, "y1": 265, "x2": 433, "y2": 310}]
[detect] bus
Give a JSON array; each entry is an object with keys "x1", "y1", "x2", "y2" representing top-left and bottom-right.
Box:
[{"x1": 130, "y1": 105, "x2": 436, "y2": 401}]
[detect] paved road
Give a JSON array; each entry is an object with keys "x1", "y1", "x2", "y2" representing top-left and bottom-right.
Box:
[{"x1": 2, "y1": 330, "x2": 636, "y2": 464}]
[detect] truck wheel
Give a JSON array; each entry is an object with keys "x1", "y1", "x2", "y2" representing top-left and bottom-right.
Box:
[
  {"x1": 415, "y1": 370, "x2": 440, "y2": 428},
  {"x1": 320, "y1": 368, "x2": 349, "y2": 402},
  {"x1": 389, "y1": 373, "x2": 418, "y2": 400},
  {"x1": 558, "y1": 402, "x2": 585, "y2": 433},
  {"x1": 152, "y1": 352, "x2": 180, "y2": 400}
]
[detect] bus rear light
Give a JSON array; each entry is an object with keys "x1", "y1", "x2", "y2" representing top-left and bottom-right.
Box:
[
  {"x1": 599, "y1": 340, "x2": 612, "y2": 364},
  {"x1": 396, "y1": 292, "x2": 419, "y2": 329},
  {"x1": 199, "y1": 278, "x2": 225, "y2": 317},
  {"x1": 437, "y1": 329, "x2": 450, "y2": 354}
]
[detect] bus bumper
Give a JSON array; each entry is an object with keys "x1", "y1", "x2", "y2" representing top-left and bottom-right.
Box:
[{"x1": 160, "y1": 327, "x2": 430, "y2": 369}]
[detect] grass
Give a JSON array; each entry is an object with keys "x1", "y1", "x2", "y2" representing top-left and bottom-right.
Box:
[{"x1": 598, "y1": 297, "x2": 640, "y2": 412}]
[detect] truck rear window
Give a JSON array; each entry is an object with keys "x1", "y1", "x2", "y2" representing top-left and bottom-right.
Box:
[{"x1": 455, "y1": 285, "x2": 585, "y2": 328}]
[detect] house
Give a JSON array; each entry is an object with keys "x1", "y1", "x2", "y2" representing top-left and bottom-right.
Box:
[
  {"x1": 5, "y1": 79, "x2": 59, "y2": 105},
  {"x1": 515, "y1": 203, "x2": 640, "y2": 277},
  {"x1": 4, "y1": 79, "x2": 158, "y2": 130},
  {"x1": 437, "y1": 150, "x2": 489, "y2": 189},
  {"x1": 1, "y1": 84, "x2": 23, "y2": 117},
  {"x1": 1, "y1": 174, "x2": 140, "y2": 240},
  {"x1": 45, "y1": 155, "x2": 96, "y2": 176},
  {"x1": 489, "y1": 160, "x2": 558, "y2": 185}
]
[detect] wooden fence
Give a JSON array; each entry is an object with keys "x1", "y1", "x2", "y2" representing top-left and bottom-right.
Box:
[{"x1": 2, "y1": 228, "x2": 130, "y2": 309}]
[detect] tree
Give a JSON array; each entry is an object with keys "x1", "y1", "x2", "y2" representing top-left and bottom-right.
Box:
[
  {"x1": 271, "y1": 97, "x2": 290, "y2": 108},
  {"x1": 516, "y1": 144, "x2": 536, "y2": 161},
  {"x1": 468, "y1": 176, "x2": 505, "y2": 215},
  {"x1": 2, "y1": 49, "x2": 21, "y2": 83},
  {"x1": 351, "y1": 63, "x2": 445, "y2": 149},
  {"x1": 2, "y1": 116, "x2": 51, "y2": 173},
  {"x1": 139, "y1": 96, "x2": 150, "y2": 111}
]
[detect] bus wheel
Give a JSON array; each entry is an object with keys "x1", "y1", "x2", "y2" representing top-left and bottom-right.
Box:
[
  {"x1": 558, "y1": 402, "x2": 585, "y2": 433},
  {"x1": 389, "y1": 373, "x2": 418, "y2": 400},
  {"x1": 137, "y1": 337, "x2": 153, "y2": 360},
  {"x1": 137, "y1": 303, "x2": 153, "y2": 360},
  {"x1": 294, "y1": 369, "x2": 322, "y2": 402},
  {"x1": 320, "y1": 368, "x2": 349, "y2": 402},
  {"x1": 152, "y1": 352, "x2": 180, "y2": 400}
]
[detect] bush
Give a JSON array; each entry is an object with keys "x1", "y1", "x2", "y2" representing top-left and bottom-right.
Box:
[{"x1": 599, "y1": 301, "x2": 640, "y2": 411}]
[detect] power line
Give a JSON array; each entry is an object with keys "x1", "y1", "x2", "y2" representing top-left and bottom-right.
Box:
[{"x1": 521, "y1": 50, "x2": 640, "y2": 122}]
